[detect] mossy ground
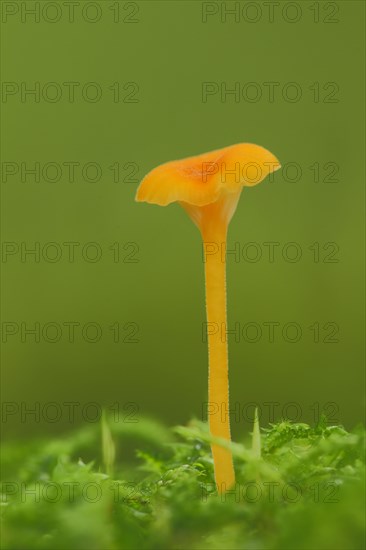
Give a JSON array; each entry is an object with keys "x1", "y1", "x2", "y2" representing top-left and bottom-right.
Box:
[{"x1": 1, "y1": 416, "x2": 365, "y2": 550}]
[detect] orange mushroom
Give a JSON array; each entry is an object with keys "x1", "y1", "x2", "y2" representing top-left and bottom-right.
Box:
[{"x1": 136, "y1": 144, "x2": 280, "y2": 493}]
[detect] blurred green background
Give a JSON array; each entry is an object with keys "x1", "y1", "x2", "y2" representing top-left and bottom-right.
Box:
[{"x1": 1, "y1": 0, "x2": 365, "y2": 440}]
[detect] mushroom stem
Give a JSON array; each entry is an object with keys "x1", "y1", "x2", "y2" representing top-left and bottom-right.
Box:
[{"x1": 202, "y1": 218, "x2": 235, "y2": 493}]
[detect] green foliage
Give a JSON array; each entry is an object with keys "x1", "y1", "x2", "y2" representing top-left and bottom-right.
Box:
[{"x1": 1, "y1": 416, "x2": 365, "y2": 550}]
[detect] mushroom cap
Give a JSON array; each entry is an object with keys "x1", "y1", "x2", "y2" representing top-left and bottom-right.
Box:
[{"x1": 135, "y1": 143, "x2": 281, "y2": 207}]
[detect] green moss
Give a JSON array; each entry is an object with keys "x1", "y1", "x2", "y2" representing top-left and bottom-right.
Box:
[{"x1": 1, "y1": 416, "x2": 365, "y2": 550}]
